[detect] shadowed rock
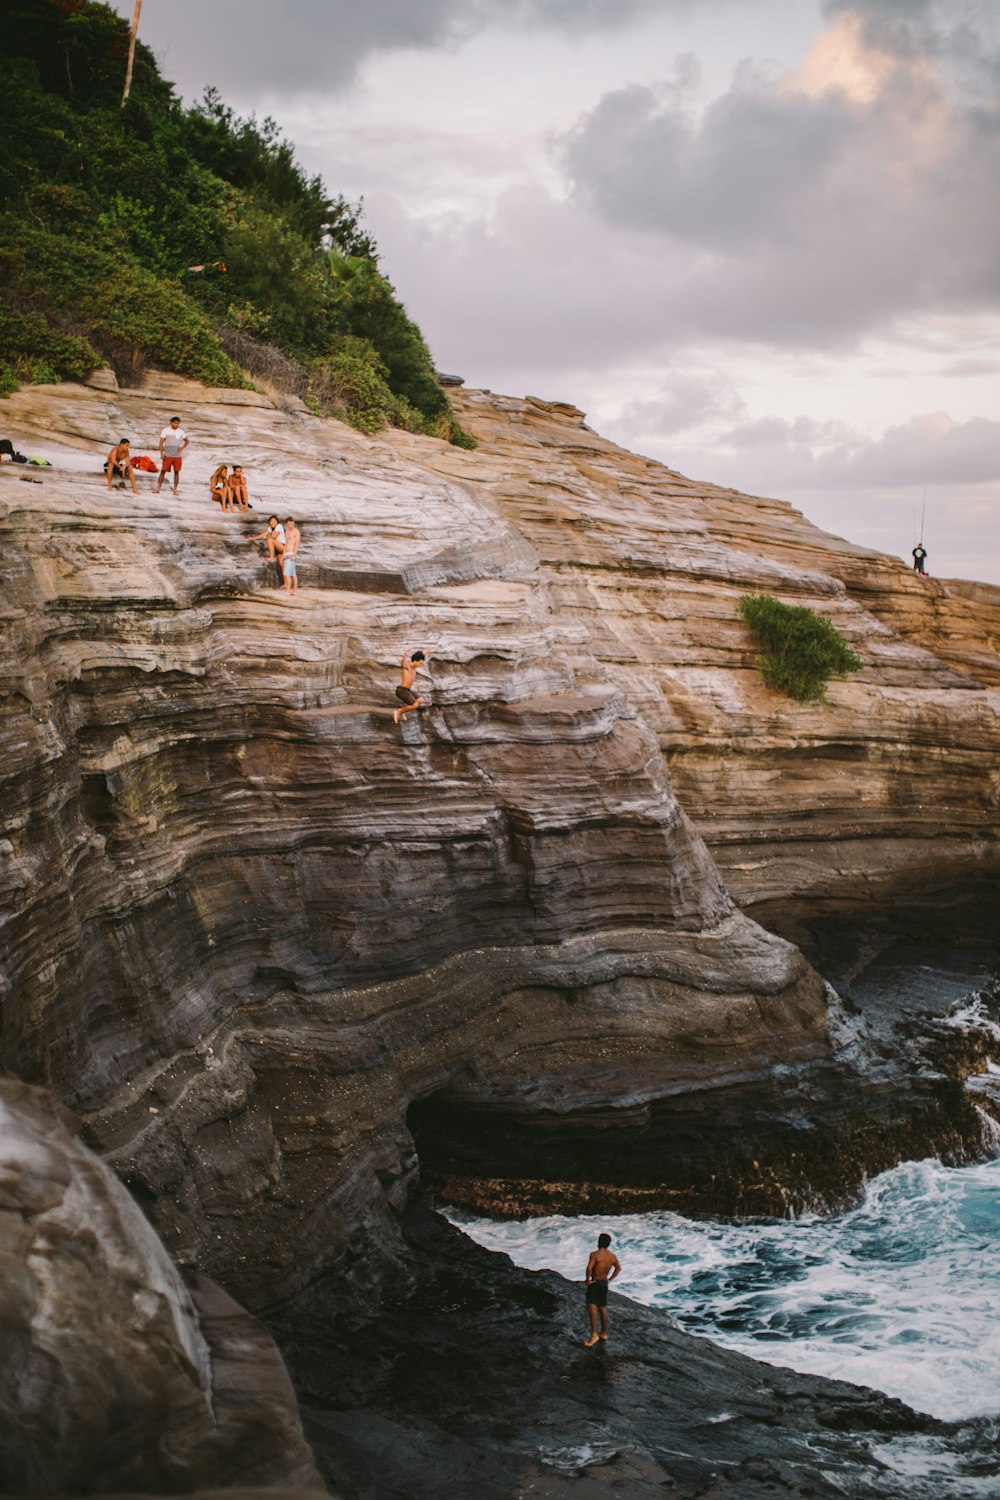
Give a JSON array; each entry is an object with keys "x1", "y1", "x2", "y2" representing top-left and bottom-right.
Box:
[{"x1": 0, "y1": 1076, "x2": 321, "y2": 1495}]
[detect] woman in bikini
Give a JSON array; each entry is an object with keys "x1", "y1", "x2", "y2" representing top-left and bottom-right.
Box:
[
  {"x1": 210, "y1": 464, "x2": 231, "y2": 510},
  {"x1": 228, "y1": 465, "x2": 250, "y2": 511}
]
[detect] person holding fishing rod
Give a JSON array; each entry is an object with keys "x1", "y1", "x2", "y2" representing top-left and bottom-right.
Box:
[{"x1": 912, "y1": 488, "x2": 929, "y2": 575}]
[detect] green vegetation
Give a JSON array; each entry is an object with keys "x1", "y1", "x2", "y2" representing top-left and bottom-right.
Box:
[
  {"x1": 737, "y1": 593, "x2": 863, "y2": 703},
  {"x1": 3, "y1": 1, "x2": 473, "y2": 445}
]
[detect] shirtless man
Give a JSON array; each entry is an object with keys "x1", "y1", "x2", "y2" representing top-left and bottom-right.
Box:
[
  {"x1": 393, "y1": 649, "x2": 431, "y2": 724},
  {"x1": 584, "y1": 1233, "x2": 621, "y2": 1347},
  {"x1": 106, "y1": 438, "x2": 136, "y2": 493},
  {"x1": 282, "y1": 516, "x2": 300, "y2": 594}
]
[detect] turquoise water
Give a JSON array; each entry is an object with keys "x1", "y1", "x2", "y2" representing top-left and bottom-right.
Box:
[{"x1": 448, "y1": 1153, "x2": 1000, "y2": 1421}]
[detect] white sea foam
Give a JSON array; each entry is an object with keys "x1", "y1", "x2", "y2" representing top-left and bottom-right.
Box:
[{"x1": 448, "y1": 1155, "x2": 1000, "y2": 1421}]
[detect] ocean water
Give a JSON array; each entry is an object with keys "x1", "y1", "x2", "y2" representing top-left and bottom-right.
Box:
[{"x1": 448, "y1": 1152, "x2": 1000, "y2": 1422}]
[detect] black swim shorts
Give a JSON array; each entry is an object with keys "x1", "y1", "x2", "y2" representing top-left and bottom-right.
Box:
[
  {"x1": 585, "y1": 1279, "x2": 608, "y2": 1307},
  {"x1": 395, "y1": 685, "x2": 418, "y2": 705}
]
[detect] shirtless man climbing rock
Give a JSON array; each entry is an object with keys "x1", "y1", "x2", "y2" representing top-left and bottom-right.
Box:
[
  {"x1": 584, "y1": 1233, "x2": 621, "y2": 1347},
  {"x1": 393, "y1": 649, "x2": 431, "y2": 724}
]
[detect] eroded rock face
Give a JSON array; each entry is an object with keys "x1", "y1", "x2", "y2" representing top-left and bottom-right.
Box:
[
  {"x1": 1, "y1": 373, "x2": 998, "y2": 1497},
  {"x1": 0, "y1": 1075, "x2": 320, "y2": 1495},
  {"x1": 1, "y1": 375, "x2": 997, "y2": 1292},
  {"x1": 0, "y1": 373, "x2": 841, "y2": 1300}
]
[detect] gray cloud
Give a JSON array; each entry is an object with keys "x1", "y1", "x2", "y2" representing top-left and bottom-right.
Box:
[
  {"x1": 823, "y1": 0, "x2": 1000, "y2": 96},
  {"x1": 117, "y1": 0, "x2": 681, "y2": 103},
  {"x1": 560, "y1": 9, "x2": 1000, "y2": 348},
  {"x1": 614, "y1": 374, "x2": 746, "y2": 441},
  {"x1": 564, "y1": 75, "x2": 858, "y2": 250},
  {"x1": 701, "y1": 411, "x2": 1000, "y2": 490}
]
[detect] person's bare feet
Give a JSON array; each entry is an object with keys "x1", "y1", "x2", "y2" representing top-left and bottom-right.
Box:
[
  {"x1": 598, "y1": 1334, "x2": 607, "y2": 1341},
  {"x1": 393, "y1": 708, "x2": 403, "y2": 724},
  {"x1": 584, "y1": 1334, "x2": 600, "y2": 1347}
]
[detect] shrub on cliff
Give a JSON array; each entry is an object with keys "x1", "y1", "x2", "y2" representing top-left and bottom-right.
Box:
[
  {"x1": 3, "y1": 0, "x2": 469, "y2": 443},
  {"x1": 0, "y1": 304, "x2": 98, "y2": 389},
  {"x1": 737, "y1": 593, "x2": 862, "y2": 702}
]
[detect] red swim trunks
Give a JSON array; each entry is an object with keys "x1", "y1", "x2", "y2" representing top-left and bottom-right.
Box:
[{"x1": 161, "y1": 456, "x2": 183, "y2": 473}]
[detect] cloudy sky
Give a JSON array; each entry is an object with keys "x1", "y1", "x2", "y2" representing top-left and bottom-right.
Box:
[{"x1": 116, "y1": 0, "x2": 1000, "y2": 584}]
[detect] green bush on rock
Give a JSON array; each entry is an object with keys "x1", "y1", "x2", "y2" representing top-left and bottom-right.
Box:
[
  {"x1": 737, "y1": 593, "x2": 862, "y2": 702},
  {"x1": 3, "y1": 1, "x2": 470, "y2": 443},
  {"x1": 0, "y1": 305, "x2": 98, "y2": 389}
]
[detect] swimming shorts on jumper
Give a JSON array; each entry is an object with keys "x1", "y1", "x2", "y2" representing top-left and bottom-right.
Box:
[
  {"x1": 586, "y1": 1279, "x2": 609, "y2": 1307},
  {"x1": 395, "y1": 685, "x2": 418, "y2": 705}
]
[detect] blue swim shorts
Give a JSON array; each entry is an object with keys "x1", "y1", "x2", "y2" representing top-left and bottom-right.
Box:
[{"x1": 283, "y1": 558, "x2": 297, "y2": 577}]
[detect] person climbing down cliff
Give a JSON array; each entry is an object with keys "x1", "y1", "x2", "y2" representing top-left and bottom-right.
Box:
[
  {"x1": 584, "y1": 1233, "x2": 621, "y2": 1347},
  {"x1": 393, "y1": 650, "x2": 431, "y2": 724},
  {"x1": 912, "y1": 544, "x2": 928, "y2": 575}
]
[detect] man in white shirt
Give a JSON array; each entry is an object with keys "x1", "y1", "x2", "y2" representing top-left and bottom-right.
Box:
[{"x1": 156, "y1": 416, "x2": 189, "y2": 495}]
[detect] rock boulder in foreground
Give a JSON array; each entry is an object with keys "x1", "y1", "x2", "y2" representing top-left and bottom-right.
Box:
[{"x1": 0, "y1": 1075, "x2": 321, "y2": 1494}]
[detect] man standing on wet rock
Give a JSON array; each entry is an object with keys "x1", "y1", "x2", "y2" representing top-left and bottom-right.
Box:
[{"x1": 584, "y1": 1232, "x2": 621, "y2": 1347}]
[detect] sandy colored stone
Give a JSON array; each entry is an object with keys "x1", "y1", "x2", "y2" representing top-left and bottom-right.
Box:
[{"x1": 0, "y1": 373, "x2": 996, "y2": 1309}]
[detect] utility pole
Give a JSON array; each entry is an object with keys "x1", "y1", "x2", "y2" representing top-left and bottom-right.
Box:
[{"x1": 121, "y1": 0, "x2": 142, "y2": 108}]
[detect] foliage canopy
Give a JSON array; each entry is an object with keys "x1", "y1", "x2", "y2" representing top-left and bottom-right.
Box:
[
  {"x1": 737, "y1": 593, "x2": 863, "y2": 703},
  {"x1": 2, "y1": 1, "x2": 472, "y2": 443}
]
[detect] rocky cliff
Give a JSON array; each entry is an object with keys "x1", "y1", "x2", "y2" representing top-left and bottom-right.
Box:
[{"x1": 1, "y1": 372, "x2": 998, "y2": 1496}]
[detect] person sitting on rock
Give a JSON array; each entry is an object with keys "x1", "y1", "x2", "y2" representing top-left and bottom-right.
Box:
[
  {"x1": 106, "y1": 439, "x2": 136, "y2": 493},
  {"x1": 249, "y1": 515, "x2": 285, "y2": 583},
  {"x1": 912, "y1": 544, "x2": 928, "y2": 576},
  {"x1": 210, "y1": 464, "x2": 231, "y2": 510},
  {"x1": 393, "y1": 649, "x2": 431, "y2": 724},
  {"x1": 584, "y1": 1232, "x2": 621, "y2": 1347},
  {"x1": 228, "y1": 464, "x2": 251, "y2": 511}
]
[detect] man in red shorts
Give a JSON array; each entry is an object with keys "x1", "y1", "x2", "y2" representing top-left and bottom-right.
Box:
[{"x1": 156, "y1": 415, "x2": 189, "y2": 495}]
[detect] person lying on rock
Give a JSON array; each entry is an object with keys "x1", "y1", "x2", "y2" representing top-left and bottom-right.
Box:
[
  {"x1": 210, "y1": 464, "x2": 231, "y2": 510},
  {"x1": 106, "y1": 438, "x2": 136, "y2": 493},
  {"x1": 393, "y1": 649, "x2": 431, "y2": 724},
  {"x1": 282, "y1": 516, "x2": 300, "y2": 595},
  {"x1": 250, "y1": 515, "x2": 285, "y2": 583},
  {"x1": 584, "y1": 1232, "x2": 621, "y2": 1347},
  {"x1": 229, "y1": 464, "x2": 251, "y2": 511}
]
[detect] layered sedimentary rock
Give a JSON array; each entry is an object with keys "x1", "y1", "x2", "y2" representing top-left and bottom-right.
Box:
[
  {"x1": 2, "y1": 374, "x2": 998, "y2": 1262},
  {"x1": 436, "y1": 390, "x2": 1000, "y2": 922},
  {"x1": 1, "y1": 372, "x2": 998, "y2": 1495},
  {"x1": 0, "y1": 1075, "x2": 320, "y2": 1495}
]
